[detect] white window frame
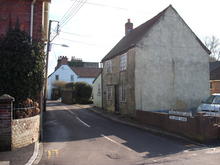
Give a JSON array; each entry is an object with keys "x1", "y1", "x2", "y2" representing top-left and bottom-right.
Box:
[
  {"x1": 120, "y1": 53, "x2": 127, "y2": 71},
  {"x1": 105, "y1": 60, "x2": 112, "y2": 73}
]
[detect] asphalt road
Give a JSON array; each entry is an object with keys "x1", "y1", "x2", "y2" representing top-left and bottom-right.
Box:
[{"x1": 38, "y1": 101, "x2": 220, "y2": 165}]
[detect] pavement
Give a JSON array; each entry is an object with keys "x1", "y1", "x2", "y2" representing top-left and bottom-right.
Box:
[{"x1": 0, "y1": 142, "x2": 36, "y2": 165}]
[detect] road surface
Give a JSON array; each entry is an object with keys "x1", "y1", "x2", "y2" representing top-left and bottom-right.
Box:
[{"x1": 38, "y1": 101, "x2": 220, "y2": 165}]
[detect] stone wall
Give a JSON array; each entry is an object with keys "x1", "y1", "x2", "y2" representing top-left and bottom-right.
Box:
[
  {"x1": 102, "y1": 47, "x2": 136, "y2": 116},
  {"x1": 12, "y1": 115, "x2": 40, "y2": 149}
]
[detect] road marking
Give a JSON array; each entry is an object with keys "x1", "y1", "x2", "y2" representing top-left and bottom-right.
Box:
[
  {"x1": 67, "y1": 110, "x2": 91, "y2": 128},
  {"x1": 47, "y1": 149, "x2": 59, "y2": 159},
  {"x1": 76, "y1": 117, "x2": 91, "y2": 127},
  {"x1": 101, "y1": 134, "x2": 133, "y2": 152},
  {"x1": 25, "y1": 142, "x2": 39, "y2": 165}
]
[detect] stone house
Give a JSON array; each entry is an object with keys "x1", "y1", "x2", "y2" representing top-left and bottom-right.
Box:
[
  {"x1": 0, "y1": 0, "x2": 50, "y2": 40},
  {"x1": 101, "y1": 5, "x2": 210, "y2": 116}
]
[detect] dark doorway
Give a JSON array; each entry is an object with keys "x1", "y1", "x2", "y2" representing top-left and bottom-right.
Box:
[{"x1": 114, "y1": 85, "x2": 120, "y2": 113}]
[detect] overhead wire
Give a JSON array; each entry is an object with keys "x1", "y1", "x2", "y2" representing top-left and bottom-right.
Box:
[{"x1": 59, "y1": 0, "x2": 87, "y2": 29}]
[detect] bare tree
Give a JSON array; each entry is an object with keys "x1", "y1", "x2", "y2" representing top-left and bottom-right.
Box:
[{"x1": 204, "y1": 36, "x2": 220, "y2": 61}]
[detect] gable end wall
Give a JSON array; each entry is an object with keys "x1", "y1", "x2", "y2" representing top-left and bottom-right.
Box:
[{"x1": 135, "y1": 7, "x2": 210, "y2": 111}]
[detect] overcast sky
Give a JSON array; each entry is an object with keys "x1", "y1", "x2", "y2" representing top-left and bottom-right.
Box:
[{"x1": 48, "y1": 0, "x2": 220, "y2": 74}]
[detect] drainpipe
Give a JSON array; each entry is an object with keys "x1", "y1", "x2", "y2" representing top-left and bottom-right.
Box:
[{"x1": 30, "y1": 0, "x2": 37, "y2": 42}]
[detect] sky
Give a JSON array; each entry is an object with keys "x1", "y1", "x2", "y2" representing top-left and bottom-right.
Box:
[{"x1": 48, "y1": 0, "x2": 220, "y2": 74}]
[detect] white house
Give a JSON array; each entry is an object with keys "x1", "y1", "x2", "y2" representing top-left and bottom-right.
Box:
[
  {"x1": 47, "y1": 65, "x2": 101, "y2": 100},
  {"x1": 92, "y1": 72, "x2": 102, "y2": 108}
]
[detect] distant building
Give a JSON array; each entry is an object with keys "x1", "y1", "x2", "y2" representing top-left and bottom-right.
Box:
[
  {"x1": 47, "y1": 56, "x2": 101, "y2": 100},
  {"x1": 55, "y1": 56, "x2": 99, "y2": 70}
]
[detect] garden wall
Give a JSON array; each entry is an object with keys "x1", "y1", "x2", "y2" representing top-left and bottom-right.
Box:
[
  {"x1": 12, "y1": 115, "x2": 40, "y2": 149},
  {"x1": 136, "y1": 110, "x2": 220, "y2": 142}
]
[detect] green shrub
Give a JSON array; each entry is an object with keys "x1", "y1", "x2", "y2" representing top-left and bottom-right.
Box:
[
  {"x1": 74, "y1": 82, "x2": 92, "y2": 104},
  {"x1": 0, "y1": 23, "x2": 44, "y2": 104}
]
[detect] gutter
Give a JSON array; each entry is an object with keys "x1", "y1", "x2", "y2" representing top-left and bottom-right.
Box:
[{"x1": 30, "y1": 0, "x2": 37, "y2": 42}]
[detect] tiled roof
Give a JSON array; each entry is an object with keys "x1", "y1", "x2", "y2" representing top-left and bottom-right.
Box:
[
  {"x1": 101, "y1": 5, "x2": 210, "y2": 62},
  {"x1": 71, "y1": 67, "x2": 102, "y2": 78},
  {"x1": 210, "y1": 61, "x2": 220, "y2": 72}
]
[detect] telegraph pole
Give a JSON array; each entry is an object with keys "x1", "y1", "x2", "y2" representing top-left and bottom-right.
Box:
[{"x1": 43, "y1": 20, "x2": 59, "y2": 111}]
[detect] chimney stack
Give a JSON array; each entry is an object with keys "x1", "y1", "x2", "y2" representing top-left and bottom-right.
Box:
[
  {"x1": 125, "y1": 19, "x2": 133, "y2": 35},
  {"x1": 55, "y1": 56, "x2": 68, "y2": 70}
]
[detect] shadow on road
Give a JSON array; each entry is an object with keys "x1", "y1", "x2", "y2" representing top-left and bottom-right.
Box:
[{"x1": 43, "y1": 101, "x2": 204, "y2": 158}]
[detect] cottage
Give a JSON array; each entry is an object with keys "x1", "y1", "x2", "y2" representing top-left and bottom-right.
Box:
[
  {"x1": 0, "y1": 0, "x2": 50, "y2": 40},
  {"x1": 101, "y1": 5, "x2": 210, "y2": 116},
  {"x1": 47, "y1": 57, "x2": 101, "y2": 100}
]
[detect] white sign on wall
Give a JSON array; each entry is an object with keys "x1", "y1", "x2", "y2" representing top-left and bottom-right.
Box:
[{"x1": 169, "y1": 115, "x2": 187, "y2": 122}]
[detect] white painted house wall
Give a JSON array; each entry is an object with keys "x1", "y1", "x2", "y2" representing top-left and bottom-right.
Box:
[
  {"x1": 47, "y1": 65, "x2": 95, "y2": 100},
  {"x1": 92, "y1": 74, "x2": 102, "y2": 108},
  {"x1": 135, "y1": 7, "x2": 210, "y2": 111}
]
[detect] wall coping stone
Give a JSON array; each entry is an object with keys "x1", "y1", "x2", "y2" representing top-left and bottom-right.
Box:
[{"x1": 0, "y1": 94, "x2": 15, "y2": 103}]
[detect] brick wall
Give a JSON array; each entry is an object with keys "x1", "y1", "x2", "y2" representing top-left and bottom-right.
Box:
[
  {"x1": 12, "y1": 115, "x2": 40, "y2": 149},
  {"x1": 0, "y1": 0, "x2": 44, "y2": 40},
  {"x1": 136, "y1": 110, "x2": 220, "y2": 142},
  {"x1": 210, "y1": 80, "x2": 220, "y2": 94}
]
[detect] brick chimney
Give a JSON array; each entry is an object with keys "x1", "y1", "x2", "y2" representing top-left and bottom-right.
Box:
[
  {"x1": 125, "y1": 19, "x2": 133, "y2": 35},
  {"x1": 55, "y1": 56, "x2": 68, "y2": 70}
]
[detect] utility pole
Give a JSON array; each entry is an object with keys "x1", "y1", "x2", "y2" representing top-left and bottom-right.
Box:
[{"x1": 43, "y1": 20, "x2": 59, "y2": 112}]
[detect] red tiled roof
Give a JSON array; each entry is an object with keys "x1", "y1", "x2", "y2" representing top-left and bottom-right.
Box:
[{"x1": 71, "y1": 67, "x2": 102, "y2": 78}]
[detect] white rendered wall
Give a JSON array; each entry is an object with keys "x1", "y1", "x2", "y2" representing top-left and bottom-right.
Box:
[
  {"x1": 135, "y1": 7, "x2": 210, "y2": 111},
  {"x1": 92, "y1": 74, "x2": 102, "y2": 108}
]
